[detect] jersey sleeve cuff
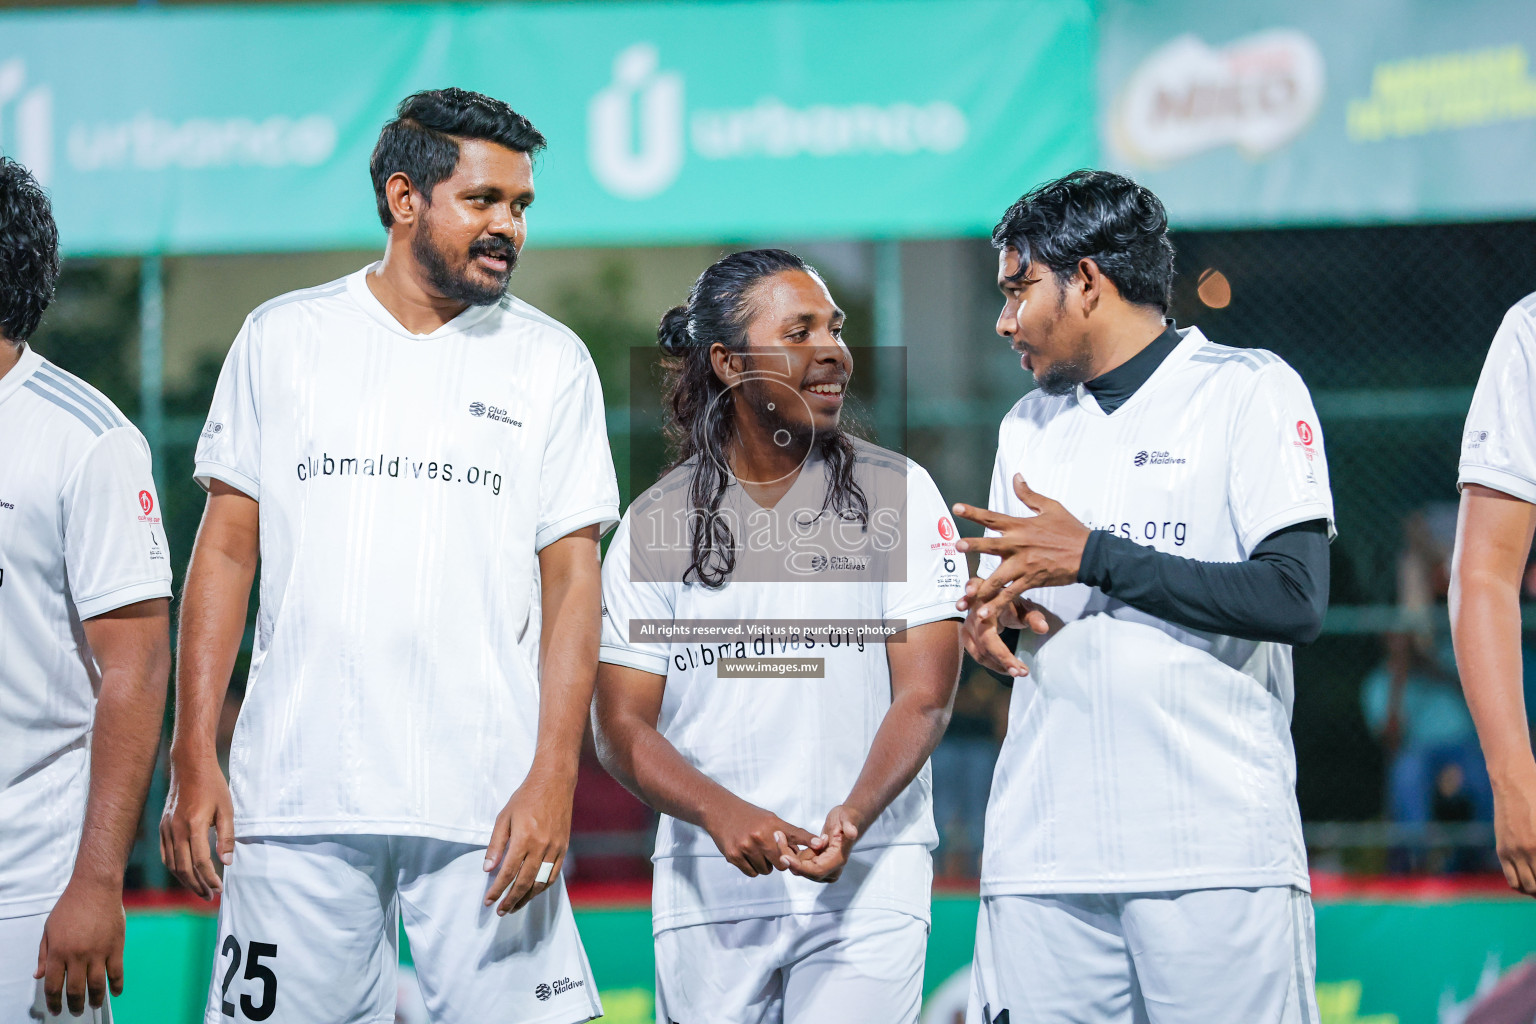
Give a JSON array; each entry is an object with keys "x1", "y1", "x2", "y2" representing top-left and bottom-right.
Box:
[
  {"x1": 194, "y1": 461, "x2": 260, "y2": 500},
  {"x1": 885, "y1": 603, "x2": 966, "y2": 631},
  {"x1": 75, "y1": 578, "x2": 172, "y2": 620},
  {"x1": 535, "y1": 505, "x2": 620, "y2": 552},
  {"x1": 1241, "y1": 504, "x2": 1335, "y2": 555},
  {"x1": 598, "y1": 644, "x2": 671, "y2": 676},
  {"x1": 1458, "y1": 465, "x2": 1536, "y2": 503}
]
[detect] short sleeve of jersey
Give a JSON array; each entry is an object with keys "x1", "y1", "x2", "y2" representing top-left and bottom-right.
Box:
[
  {"x1": 1228, "y1": 361, "x2": 1336, "y2": 554},
  {"x1": 598, "y1": 515, "x2": 675, "y2": 676},
  {"x1": 883, "y1": 464, "x2": 966, "y2": 628},
  {"x1": 1460, "y1": 301, "x2": 1536, "y2": 502},
  {"x1": 63, "y1": 428, "x2": 173, "y2": 619},
  {"x1": 194, "y1": 317, "x2": 261, "y2": 499},
  {"x1": 536, "y1": 350, "x2": 620, "y2": 551}
]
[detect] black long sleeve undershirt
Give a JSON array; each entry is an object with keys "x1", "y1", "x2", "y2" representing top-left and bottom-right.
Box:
[
  {"x1": 1077, "y1": 519, "x2": 1330, "y2": 644},
  {"x1": 1063, "y1": 322, "x2": 1330, "y2": 645}
]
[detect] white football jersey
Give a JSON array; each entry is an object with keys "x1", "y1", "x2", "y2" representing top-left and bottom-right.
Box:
[
  {"x1": 195, "y1": 266, "x2": 619, "y2": 843},
  {"x1": 599, "y1": 442, "x2": 963, "y2": 929},
  {"x1": 0, "y1": 346, "x2": 172, "y2": 919},
  {"x1": 1460, "y1": 293, "x2": 1536, "y2": 500},
  {"x1": 979, "y1": 327, "x2": 1334, "y2": 895}
]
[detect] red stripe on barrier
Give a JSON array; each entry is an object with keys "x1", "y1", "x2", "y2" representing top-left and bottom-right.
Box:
[{"x1": 122, "y1": 870, "x2": 1524, "y2": 913}]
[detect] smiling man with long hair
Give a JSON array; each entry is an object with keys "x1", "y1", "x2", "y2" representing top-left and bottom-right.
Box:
[{"x1": 595, "y1": 249, "x2": 964, "y2": 1023}]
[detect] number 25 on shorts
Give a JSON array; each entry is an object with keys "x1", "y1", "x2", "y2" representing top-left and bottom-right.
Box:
[{"x1": 219, "y1": 937, "x2": 278, "y2": 1021}]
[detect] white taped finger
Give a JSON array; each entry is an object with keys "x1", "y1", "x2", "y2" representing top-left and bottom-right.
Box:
[{"x1": 535, "y1": 861, "x2": 555, "y2": 885}]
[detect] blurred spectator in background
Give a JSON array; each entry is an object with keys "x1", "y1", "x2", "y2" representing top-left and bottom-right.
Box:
[
  {"x1": 931, "y1": 665, "x2": 1007, "y2": 880},
  {"x1": 1362, "y1": 503, "x2": 1493, "y2": 869}
]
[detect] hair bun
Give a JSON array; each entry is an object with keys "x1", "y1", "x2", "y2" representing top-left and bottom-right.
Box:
[{"x1": 657, "y1": 304, "x2": 691, "y2": 355}]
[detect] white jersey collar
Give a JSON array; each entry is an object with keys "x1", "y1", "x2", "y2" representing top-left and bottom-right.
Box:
[
  {"x1": 722, "y1": 443, "x2": 829, "y2": 516},
  {"x1": 346, "y1": 263, "x2": 502, "y2": 339},
  {"x1": 0, "y1": 344, "x2": 43, "y2": 409},
  {"x1": 1074, "y1": 325, "x2": 1207, "y2": 418}
]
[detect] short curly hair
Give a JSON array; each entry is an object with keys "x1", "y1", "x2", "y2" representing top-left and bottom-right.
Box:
[
  {"x1": 370, "y1": 88, "x2": 546, "y2": 229},
  {"x1": 993, "y1": 169, "x2": 1175, "y2": 314},
  {"x1": 0, "y1": 157, "x2": 60, "y2": 343}
]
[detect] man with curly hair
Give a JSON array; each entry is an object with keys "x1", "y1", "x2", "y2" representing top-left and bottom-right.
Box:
[
  {"x1": 957, "y1": 171, "x2": 1331, "y2": 1022},
  {"x1": 0, "y1": 157, "x2": 173, "y2": 1020}
]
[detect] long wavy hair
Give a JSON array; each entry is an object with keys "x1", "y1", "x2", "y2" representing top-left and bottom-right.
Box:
[{"x1": 658, "y1": 249, "x2": 868, "y2": 588}]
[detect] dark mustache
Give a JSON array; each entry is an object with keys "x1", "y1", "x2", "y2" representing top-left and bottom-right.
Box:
[{"x1": 468, "y1": 239, "x2": 517, "y2": 261}]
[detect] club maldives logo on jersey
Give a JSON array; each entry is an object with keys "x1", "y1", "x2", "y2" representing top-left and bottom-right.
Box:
[
  {"x1": 469, "y1": 400, "x2": 521, "y2": 427},
  {"x1": 808, "y1": 553, "x2": 870, "y2": 572},
  {"x1": 1133, "y1": 450, "x2": 1187, "y2": 467},
  {"x1": 534, "y1": 977, "x2": 585, "y2": 1001}
]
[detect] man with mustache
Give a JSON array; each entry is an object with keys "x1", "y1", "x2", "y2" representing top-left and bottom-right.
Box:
[
  {"x1": 595, "y1": 249, "x2": 964, "y2": 1023},
  {"x1": 162, "y1": 89, "x2": 616, "y2": 1023},
  {"x1": 956, "y1": 171, "x2": 1331, "y2": 1023}
]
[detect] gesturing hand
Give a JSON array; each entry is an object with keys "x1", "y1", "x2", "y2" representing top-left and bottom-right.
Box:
[
  {"x1": 484, "y1": 769, "x2": 575, "y2": 916},
  {"x1": 953, "y1": 474, "x2": 1090, "y2": 620},
  {"x1": 960, "y1": 595, "x2": 1059, "y2": 678},
  {"x1": 778, "y1": 804, "x2": 862, "y2": 884},
  {"x1": 704, "y1": 797, "x2": 818, "y2": 878},
  {"x1": 35, "y1": 878, "x2": 125, "y2": 1017}
]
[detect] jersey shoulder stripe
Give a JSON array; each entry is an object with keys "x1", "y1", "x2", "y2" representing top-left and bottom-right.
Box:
[
  {"x1": 34, "y1": 363, "x2": 126, "y2": 429},
  {"x1": 248, "y1": 278, "x2": 349, "y2": 324},
  {"x1": 848, "y1": 436, "x2": 909, "y2": 475},
  {"x1": 1186, "y1": 342, "x2": 1280, "y2": 372},
  {"x1": 22, "y1": 379, "x2": 107, "y2": 436},
  {"x1": 1516, "y1": 291, "x2": 1536, "y2": 319}
]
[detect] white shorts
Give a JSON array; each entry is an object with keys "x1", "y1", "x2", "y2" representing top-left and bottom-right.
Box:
[
  {"x1": 0, "y1": 913, "x2": 112, "y2": 1024},
  {"x1": 204, "y1": 835, "x2": 601, "y2": 1024},
  {"x1": 966, "y1": 887, "x2": 1318, "y2": 1024},
  {"x1": 655, "y1": 908, "x2": 927, "y2": 1024}
]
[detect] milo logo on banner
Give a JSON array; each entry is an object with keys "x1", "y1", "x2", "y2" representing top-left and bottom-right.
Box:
[
  {"x1": 1110, "y1": 29, "x2": 1325, "y2": 165},
  {"x1": 587, "y1": 42, "x2": 970, "y2": 200}
]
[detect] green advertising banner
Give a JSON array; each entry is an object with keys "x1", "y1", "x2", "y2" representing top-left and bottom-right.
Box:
[
  {"x1": 1097, "y1": 0, "x2": 1536, "y2": 227},
  {"x1": 0, "y1": 0, "x2": 1094, "y2": 256},
  {"x1": 112, "y1": 894, "x2": 1536, "y2": 1024}
]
